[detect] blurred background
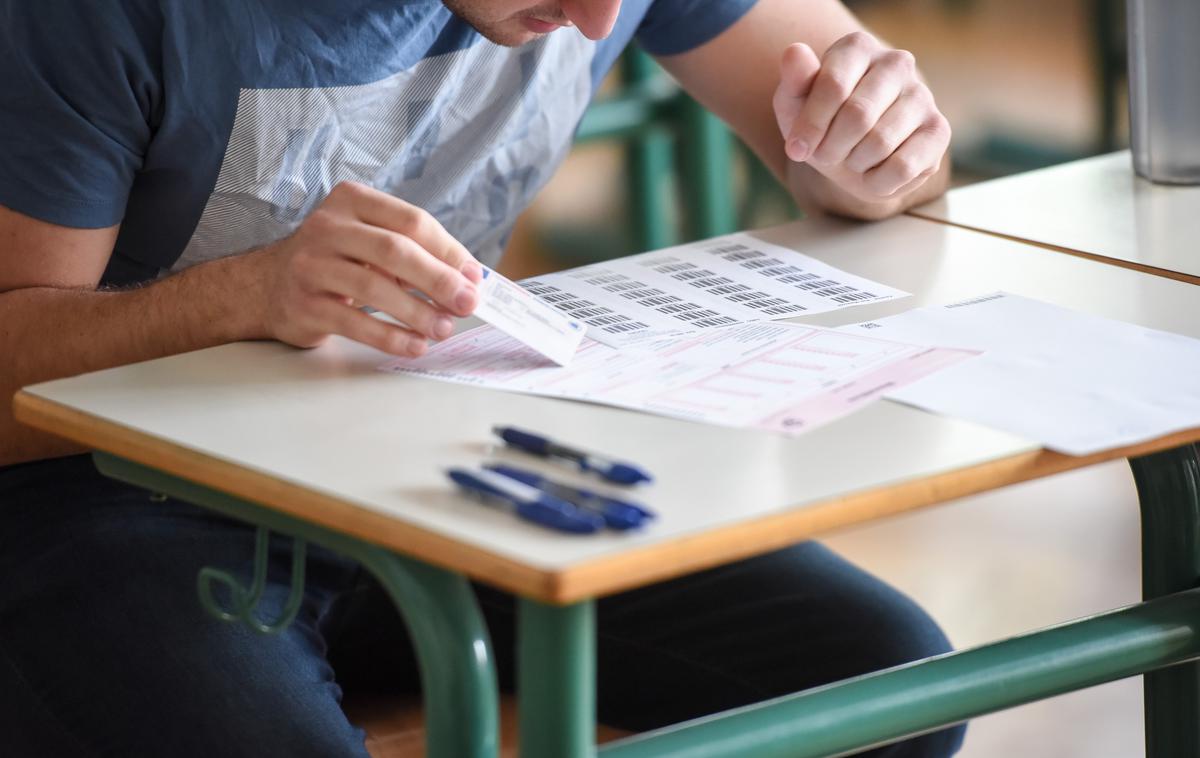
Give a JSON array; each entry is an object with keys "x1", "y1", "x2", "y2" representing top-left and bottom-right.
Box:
[
  {"x1": 500, "y1": 0, "x2": 1126, "y2": 280},
  {"x1": 502, "y1": 1, "x2": 1146, "y2": 755}
]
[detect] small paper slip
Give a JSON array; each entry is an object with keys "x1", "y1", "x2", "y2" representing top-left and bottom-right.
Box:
[
  {"x1": 381, "y1": 321, "x2": 975, "y2": 436},
  {"x1": 474, "y1": 265, "x2": 586, "y2": 366},
  {"x1": 842, "y1": 292, "x2": 1200, "y2": 455}
]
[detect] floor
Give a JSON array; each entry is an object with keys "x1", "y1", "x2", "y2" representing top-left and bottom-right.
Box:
[
  {"x1": 495, "y1": 1, "x2": 1147, "y2": 755},
  {"x1": 824, "y1": 462, "x2": 1144, "y2": 757}
]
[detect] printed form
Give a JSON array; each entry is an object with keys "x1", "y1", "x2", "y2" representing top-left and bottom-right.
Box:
[
  {"x1": 842, "y1": 292, "x2": 1200, "y2": 455},
  {"x1": 381, "y1": 322, "x2": 975, "y2": 435},
  {"x1": 519, "y1": 233, "x2": 909, "y2": 346}
]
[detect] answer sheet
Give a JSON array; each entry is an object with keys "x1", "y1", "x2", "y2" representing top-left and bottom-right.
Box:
[
  {"x1": 520, "y1": 233, "x2": 909, "y2": 346},
  {"x1": 380, "y1": 322, "x2": 974, "y2": 435},
  {"x1": 842, "y1": 292, "x2": 1200, "y2": 455}
]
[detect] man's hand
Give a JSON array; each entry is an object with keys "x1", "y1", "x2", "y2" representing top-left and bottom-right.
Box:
[
  {"x1": 255, "y1": 181, "x2": 483, "y2": 358},
  {"x1": 773, "y1": 31, "x2": 950, "y2": 205}
]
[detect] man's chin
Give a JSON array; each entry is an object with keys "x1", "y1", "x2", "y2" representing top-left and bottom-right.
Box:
[{"x1": 476, "y1": 27, "x2": 543, "y2": 47}]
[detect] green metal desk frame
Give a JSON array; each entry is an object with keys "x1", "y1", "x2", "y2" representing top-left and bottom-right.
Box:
[{"x1": 93, "y1": 443, "x2": 1200, "y2": 758}]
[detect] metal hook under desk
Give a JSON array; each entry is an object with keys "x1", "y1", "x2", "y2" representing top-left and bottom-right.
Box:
[{"x1": 197, "y1": 527, "x2": 307, "y2": 635}]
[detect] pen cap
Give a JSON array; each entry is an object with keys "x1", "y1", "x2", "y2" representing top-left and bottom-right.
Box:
[
  {"x1": 495, "y1": 426, "x2": 551, "y2": 455},
  {"x1": 601, "y1": 462, "x2": 653, "y2": 486}
]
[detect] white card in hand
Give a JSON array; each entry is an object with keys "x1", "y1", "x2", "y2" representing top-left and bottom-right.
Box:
[{"x1": 473, "y1": 265, "x2": 586, "y2": 366}]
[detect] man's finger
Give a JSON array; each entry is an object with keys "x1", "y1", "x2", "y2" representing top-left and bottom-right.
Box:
[
  {"x1": 809, "y1": 51, "x2": 909, "y2": 166},
  {"x1": 842, "y1": 89, "x2": 928, "y2": 175},
  {"x1": 331, "y1": 220, "x2": 478, "y2": 317},
  {"x1": 887, "y1": 166, "x2": 938, "y2": 199},
  {"x1": 862, "y1": 118, "x2": 949, "y2": 197},
  {"x1": 327, "y1": 181, "x2": 482, "y2": 281},
  {"x1": 774, "y1": 43, "x2": 821, "y2": 151},
  {"x1": 318, "y1": 258, "x2": 457, "y2": 341},
  {"x1": 313, "y1": 296, "x2": 429, "y2": 358},
  {"x1": 778, "y1": 43, "x2": 821, "y2": 98},
  {"x1": 787, "y1": 32, "x2": 876, "y2": 163}
]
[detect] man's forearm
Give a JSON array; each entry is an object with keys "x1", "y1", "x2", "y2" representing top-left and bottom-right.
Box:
[{"x1": 1, "y1": 251, "x2": 269, "y2": 466}]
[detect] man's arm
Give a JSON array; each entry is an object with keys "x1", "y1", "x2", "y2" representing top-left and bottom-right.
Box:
[
  {"x1": 655, "y1": 0, "x2": 950, "y2": 220},
  {"x1": 1, "y1": 182, "x2": 483, "y2": 467}
]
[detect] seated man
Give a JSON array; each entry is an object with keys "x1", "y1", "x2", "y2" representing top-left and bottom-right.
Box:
[{"x1": 0, "y1": 0, "x2": 961, "y2": 755}]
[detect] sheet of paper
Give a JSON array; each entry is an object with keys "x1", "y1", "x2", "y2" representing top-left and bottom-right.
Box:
[
  {"x1": 382, "y1": 322, "x2": 974, "y2": 435},
  {"x1": 841, "y1": 292, "x2": 1200, "y2": 455},
  {"x1": 473, "y1": 265, "x2": 586, "y2": 366},
  {"x1": 519, "y1": 233, "x2": 909, "y2": 347}
]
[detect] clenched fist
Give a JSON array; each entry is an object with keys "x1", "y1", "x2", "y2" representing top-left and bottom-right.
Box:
[{"x1": 773, "y1": 31, "x2": 950, "y2": 203}]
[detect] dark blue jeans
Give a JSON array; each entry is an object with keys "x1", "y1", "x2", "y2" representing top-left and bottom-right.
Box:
[{"x1": 0, "y1": 455, "x2": 965, "y2": 757}]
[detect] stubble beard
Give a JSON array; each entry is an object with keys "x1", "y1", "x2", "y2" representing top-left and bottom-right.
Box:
[{"x1": 441, "y1": 0, "x2": 537, "y2": 47}]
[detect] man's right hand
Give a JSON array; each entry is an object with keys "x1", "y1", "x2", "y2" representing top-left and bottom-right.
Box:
[{"x1": 254, "y1": 181, "x2": 483, "y2": 358}]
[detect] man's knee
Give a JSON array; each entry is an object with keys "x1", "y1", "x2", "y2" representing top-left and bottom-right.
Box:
[
  {"x1": 0, "y1": 485, "x2": 367, "y2": 758},
  {"x1": 756, "y1": 542, "x2": 955, "y2": 672},
  {"x1": 862, "y1": 579, "x2": 954, "y2": 670}
]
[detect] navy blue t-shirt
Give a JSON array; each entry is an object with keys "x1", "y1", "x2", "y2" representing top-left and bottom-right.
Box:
[{"x1": 0, "y1": 0, "x2": 756, "y2": 283}]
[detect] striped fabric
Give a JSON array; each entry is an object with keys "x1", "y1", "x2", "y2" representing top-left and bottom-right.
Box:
[{"x1": 176, "y1": 33, "x2": 593, "y2": 270}]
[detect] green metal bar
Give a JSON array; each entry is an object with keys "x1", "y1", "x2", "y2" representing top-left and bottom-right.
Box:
[
  {"x1": 195, "y1": 527, "x2": 308, "y2": 635},
  {"x1": 267, "y1": 535, "x2": 307, "y2": 635},
  {"x1": 91, "y1": 453, "x2": 500, "y2": 758},
  {"x1": 354, "y1": 544, "x2": 500, "y2": 758},
  {"x1": 1130, "y1": 443, "x2": 1200, "y2": 758},
  {"x1": 627, "y1": 127, "x2": 677, "y2": 251},
  {"x1": 621, "y1": 49, "x2": 678, "y2": 252},
  {"x1": 600, "y1": 588, "x2": 1200, "y2": 758},
  {"x1": 518, "y1": 598, "x2": 596, "y2": 758},
  {"x1": 196, "y1": 526, "x2": 272, "y2": 624},
  {"x1": 575, "y1": 80, "x2": 680, "y2": 145},
  {"x1": 677, "y1": 96, "x2": 737, "y2": 240}
]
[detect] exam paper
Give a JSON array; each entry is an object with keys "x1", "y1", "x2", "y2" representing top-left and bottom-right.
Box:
[
  {"x1": 842, "y1": 292, "x2": 1200, "y2": 455},
  {"x1": 382, "y1": 322, "x2": 974, "y2": 435},
  {"x1": 473, "y1": 265, "x2": 585, "y2": 366},
  {"x1": 520, "y1": 233, "x2": 909, "y2": 347}
]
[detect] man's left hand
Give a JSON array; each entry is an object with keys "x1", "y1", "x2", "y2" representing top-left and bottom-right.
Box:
[{"x1": 773, "y1": 31, "x2": 950, "y2": 204}]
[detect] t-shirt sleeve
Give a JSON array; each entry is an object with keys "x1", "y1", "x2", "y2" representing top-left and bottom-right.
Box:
[
  {"x1": 635, "y1": 0, "x2": 758, "y2": 56},
  {"x1": 0, "y1": 2, "x2": 159, "y2": 228}
]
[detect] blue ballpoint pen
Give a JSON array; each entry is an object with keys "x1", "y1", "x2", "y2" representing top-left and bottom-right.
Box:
[
  {"x1": 492, "y1": 426, "x2": 654, "y2": 486},
  {"x1": 446, "y1": 467, "x2": 603, "y2": 534},
  {"x1": 484, "y1": 463, "x2": 655, "y2": 531}
]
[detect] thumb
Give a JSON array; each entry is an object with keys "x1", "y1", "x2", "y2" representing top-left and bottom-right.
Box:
[{"x1": 773, "y1": 43, "x2": 821, "y2": 159}]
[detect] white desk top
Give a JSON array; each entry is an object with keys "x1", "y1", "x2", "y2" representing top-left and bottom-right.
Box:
[
  {"x1": 911, "y1": 151, "x2": 1200, "y2": 283},
  {"x1": 18, "y1": 215, "x2": 1200, "y2": 602}
]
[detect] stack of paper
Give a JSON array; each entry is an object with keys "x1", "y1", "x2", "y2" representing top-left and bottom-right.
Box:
[
  {"x1": 842, "y1": 292, "x2": 1200, "y2": 455},
  {"x1": 381, "y1": 235, "x2": 959, "y2": 436}
]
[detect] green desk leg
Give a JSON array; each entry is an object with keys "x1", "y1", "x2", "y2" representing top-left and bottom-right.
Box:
[
  {"x1": 1130, "y1": 443, "x2": 1200, "y2": 758},
  {"x1": 518, "y1": 598, "x2": 597, "y2": 758},
  {"x1": 91, "y1": 453, "x2": 500, "y2": 758}
]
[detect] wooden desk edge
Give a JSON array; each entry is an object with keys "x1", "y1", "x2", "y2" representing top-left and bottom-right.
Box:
[
  {"x1": 905, "y1": 209, "x2": 1200, "y2": 287},
  {"x1": 15, "y1": 390, "x2": 1200, "y2": 605}
]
